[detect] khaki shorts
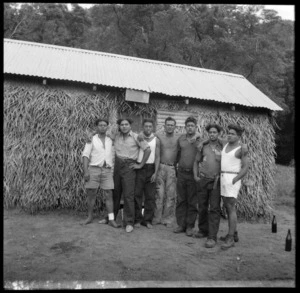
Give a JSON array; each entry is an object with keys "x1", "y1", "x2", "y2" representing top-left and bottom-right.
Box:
[{"x1": 85, "y1": 166, "x2": 114, "y2": 190}]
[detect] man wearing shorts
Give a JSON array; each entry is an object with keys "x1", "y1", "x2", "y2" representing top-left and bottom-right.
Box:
[
  {"x1": 81, "y1": 118, "x2": 119, "y2": 228},
  {"x1": 220, "y1": 124, "x2": 249, "y2": 249}
]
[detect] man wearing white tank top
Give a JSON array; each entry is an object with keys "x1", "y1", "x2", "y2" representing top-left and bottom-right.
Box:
[
  {"x1": 134, "y1": 119, "x2": 161, "y2": 229},
  {"x1": 220, "y1": 124, "x2": 249, "y2": 250}
]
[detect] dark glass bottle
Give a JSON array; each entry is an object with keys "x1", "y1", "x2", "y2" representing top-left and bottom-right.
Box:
[
  {"x1": 272, "y1": 215, "x2": 277, "y2": 233},
  {"x1": 285, "y1": 229, "x2": 292, "y2": 251}
]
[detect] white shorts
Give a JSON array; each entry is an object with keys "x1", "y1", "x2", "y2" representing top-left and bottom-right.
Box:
[{"x1": 220, "y1": 173, "x2": 241, "y2": 198}]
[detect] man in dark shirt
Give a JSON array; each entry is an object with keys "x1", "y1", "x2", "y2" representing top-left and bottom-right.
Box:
[
  {"x1": 193, "y1": 124, "x2": 223, "y2": 248},
  {"x1": 174, "y1": 116, "x2": 201, "y2": 237}
]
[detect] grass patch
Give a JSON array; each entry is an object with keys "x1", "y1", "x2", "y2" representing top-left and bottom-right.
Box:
[{"x1": 274, "y1": 164, "x2": 295, "y2": 207}]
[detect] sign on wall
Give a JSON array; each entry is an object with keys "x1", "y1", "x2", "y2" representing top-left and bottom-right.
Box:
[{"x1": 125, "y1": 89, "x2": 149, "y2": 104}]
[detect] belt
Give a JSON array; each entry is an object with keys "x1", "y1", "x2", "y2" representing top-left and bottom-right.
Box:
[
  {"x1": 199, "y1": 173, "x2": 220, "y2": 190},
  {"x1": 178, "y1": 166, "x2": 193, "y2": 172},
  {"x1": 199, "y1": 173, "x2": 215, "y2": 180},
  {"x1": 160, "y1": 162, "x2": 175, "y2": 167},
  {"x1": 221, "y1": 171, "x2": 239, "y2": 174},
  {"x1": 138, "y1": 163, "x2": 155, "y2": 168},
  {"x1": 116, "y1": 157, "x2": 136, "y2": 163}
]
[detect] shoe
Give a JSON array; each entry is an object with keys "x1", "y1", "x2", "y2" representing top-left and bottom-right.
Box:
[
  {"x1": 134, "y1": 223, "x2": 141, "y2": 228},
  {"x1": 152, "y1": 220, "x2": 160, "y2": 225},
  {"x1": 186, "y1": 228, "x2": 194, "y2": 237},
  {"x1": 173, "y1": 226, "x2": 186, "y2": 233},
  {"x1": 221, "y1": 235, "x2": 235, "y2": 250},
  {"x1": 125, "y1": 225, "x2": 134, "y2": 233},
  {"x1": 220, "y1": 231, "x2": 239, "y2": 242},
  {"x1": 98, "y1": 218, "x2": 108, "y2": 224},
  {"x1": 205, "y1": 238, "x2": 216, "y2": 248},
  {"x1": 146, "y1": 223, "x2": 153, "y2": 229},
  {"x1": 165, "y1": 223, "x2": 173, "y2": 228},
  {"x1": 193, "y1": 231, "x2": 208, "y2": 238},
  {"x1": 108, "y1": 220, "x2": 120, "y2": 228}
]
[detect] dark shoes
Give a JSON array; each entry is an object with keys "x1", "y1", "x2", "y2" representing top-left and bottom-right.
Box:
[
  {"x1": 220, "y1": 231, "x2": 239, "y2": 242},
  {"x1": 173, "y1": 226, "x2": 186, "y2": 233},
  {"x1": 221, "y1": 235, "x2": 235, "y2": 250},
  {"x1": 193, "y1": 231, "x2": 208, "y2": 239},
  {"x1": 108, "y1": 220, "x2": 121, "y2": 228}
]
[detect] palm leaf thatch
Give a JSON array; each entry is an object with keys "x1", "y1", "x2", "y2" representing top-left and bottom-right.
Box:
[{"x1": 4, "y1": 80, "x2": 277, "y2": 220}]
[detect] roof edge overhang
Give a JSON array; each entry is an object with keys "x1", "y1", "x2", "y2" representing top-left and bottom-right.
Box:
[{"x1": 4, "y1": 73, "x2": 283, "y2": 112}]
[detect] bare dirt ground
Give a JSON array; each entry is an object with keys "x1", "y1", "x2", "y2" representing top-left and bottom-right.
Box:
[{"x1": 4, "y1": 201, "x2": 295, "y2": 289}]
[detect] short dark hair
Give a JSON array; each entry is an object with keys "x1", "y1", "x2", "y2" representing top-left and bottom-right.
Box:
[
  {"x1": 205, "y1": 123, "x2": 222, "y2": 133},
  {"x1": 185, "y1": 116, "x2": 197, "y2": 126},
  {"x1": 228, "y1": 124, "x2": 244, "y2": 136},
  {"x1": 143, "y1": 118, "x2": 154, "y2": 126},
  {"x1": 117, "y1": 117, "x2": 133, "y2": 125},
  {"x1": 95, "y1": 118, "x2": 109, "y2": 126},
  {"x1": 165, "y1": 117, "x2": 176, "y2": 125}
]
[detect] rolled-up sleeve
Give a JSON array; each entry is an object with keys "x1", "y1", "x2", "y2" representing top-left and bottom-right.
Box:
[{"x1": 82, "y1": 143, "x2": 92, "y2": 159}]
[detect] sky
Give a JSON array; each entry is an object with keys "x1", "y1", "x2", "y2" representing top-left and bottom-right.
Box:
[{"x1": 72, "y1": 4, "x2": 295, "y2": 21}]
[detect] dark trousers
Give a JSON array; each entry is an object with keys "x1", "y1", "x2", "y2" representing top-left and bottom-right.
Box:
[
  {"x1": 134, "y1": 164, "x2": 156, "y2": 224},
  {"x1": 197, "y1": 178, "x2": 221, "y2": 240},
  {"x1": 113, "y1": 157, "x2": 136, "y2": 226},
  {"x1": 175, "y1": 169, "x2": 198, "y2": 229}
]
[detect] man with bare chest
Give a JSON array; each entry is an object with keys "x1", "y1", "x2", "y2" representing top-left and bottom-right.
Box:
[{"x1": 152, "y1": 117, "x2": 179, "y2": 227}]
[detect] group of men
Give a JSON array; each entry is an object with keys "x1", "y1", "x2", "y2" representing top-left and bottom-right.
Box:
[{"x1": 81, "y1": 115, "x2": 249, "y2": 250}]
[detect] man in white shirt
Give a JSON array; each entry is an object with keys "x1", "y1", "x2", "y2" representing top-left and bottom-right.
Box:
[{"x1": 81, "y1": 118, "x2": 119, "y2": 228}]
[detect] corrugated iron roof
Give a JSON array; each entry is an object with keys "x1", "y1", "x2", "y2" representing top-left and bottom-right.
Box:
[{"x1": 4, "y1": 38, "x2": 282, "y2": 111}]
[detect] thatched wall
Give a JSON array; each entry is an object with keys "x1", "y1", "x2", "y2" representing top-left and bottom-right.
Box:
[{"x1": 4, "y1": 78, "x2": 277, "y2": 220}]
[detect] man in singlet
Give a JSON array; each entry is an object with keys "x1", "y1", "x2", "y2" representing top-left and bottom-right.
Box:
[
  {"x1": 220, "y1": 124, "x2": 249, "y2": 250},
  {"x1": 174, "y1": 116, "x2": 201, "y2": 236},
  {"x1": 152, "y1": 117, "x2": 179, "y2": 227},
  {"x1": 193, "y1": 124, "x2": 223, "y2": 248},
  {"x1": 134, "y1": 119, "x2": 161, "y2": 229}
]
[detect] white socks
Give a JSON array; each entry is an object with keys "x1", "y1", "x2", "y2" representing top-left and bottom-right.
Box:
[{"x1": 108, "y1": 213, "x2": 114, "y2": 221}]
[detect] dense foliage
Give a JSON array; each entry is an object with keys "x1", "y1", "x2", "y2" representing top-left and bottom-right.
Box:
[{"x1": 4, "y1": 3, "x2": 294, "y2": 164}]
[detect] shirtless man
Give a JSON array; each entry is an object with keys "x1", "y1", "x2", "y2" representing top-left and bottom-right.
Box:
[
  {"x1": 219, "y1": 124, "x2": 249, "y2": 249},
  {"x1": 152, "y1": 117, "x2": 179, "y2": 227}
]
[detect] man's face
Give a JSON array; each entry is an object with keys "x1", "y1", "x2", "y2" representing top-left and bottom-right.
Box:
[
  {"x1": 208, "y1": 128, "x2": 219, "y2": 141},
  {"x1": 143, "y1": 122, "x2": 153, "y2": 136},
  {"x1": 119, "y1": 120, "x2": 131, "y2": 134},
  {"x1": 185, "y1": 122, "x2": 196, "y2": 135},
  {"x1": 227, "y1": 129, "x2": 240, "y2": 143},
  {"x1": 96, "y1": 121, "x2": 108, "y2": 134},
  {"x1": 164, "y1": 120, "x2": 176, "y2": 134}
]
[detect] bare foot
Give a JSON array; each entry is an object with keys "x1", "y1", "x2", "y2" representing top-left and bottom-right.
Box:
[{"x1": 80, "y1": 217, "x2": 93, "y2": 225}]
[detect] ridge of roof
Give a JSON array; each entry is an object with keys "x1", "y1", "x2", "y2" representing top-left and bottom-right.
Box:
[{"x1": 4, "y1": 38, "x2": 244, "y2": 79}]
